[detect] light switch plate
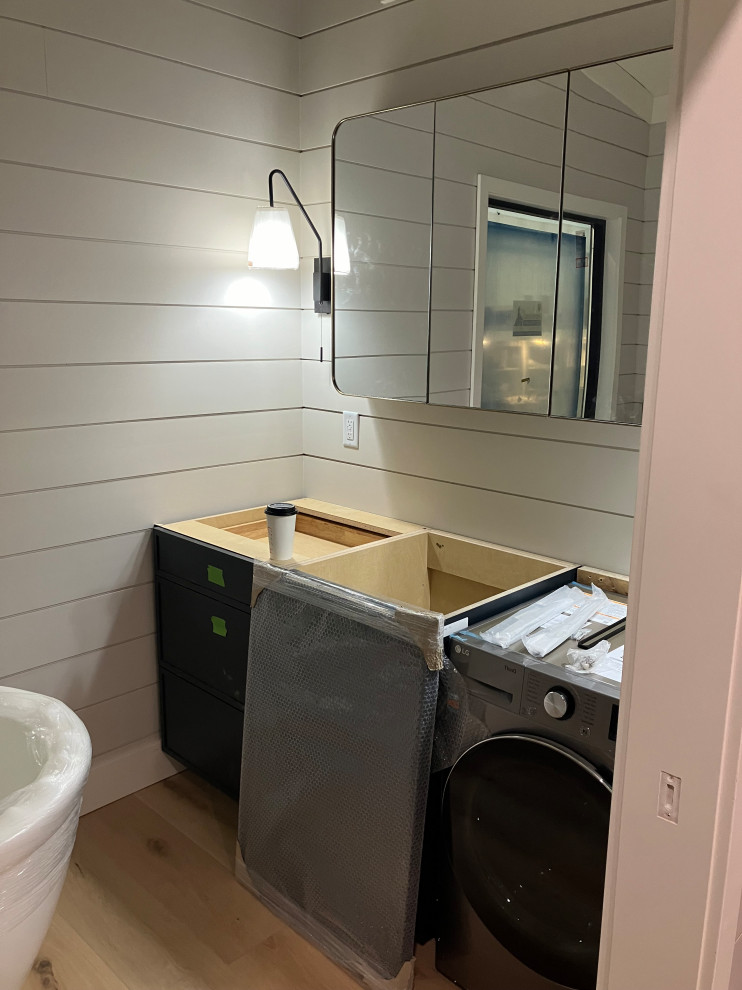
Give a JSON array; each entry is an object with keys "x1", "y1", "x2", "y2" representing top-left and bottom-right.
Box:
[
  {"x1": 658, "y1": 771, "x2": 681, "y2": 823},
  {"x1": 343, "y1": 411, "x2": 359, "y2": 449}
]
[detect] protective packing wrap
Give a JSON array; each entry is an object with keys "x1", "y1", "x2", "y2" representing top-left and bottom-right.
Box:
[
  {"x1": 565, "y1": 640, "x2": 612, "y2": 672},
  {"x1": 523, "y1": 584, "x2": 608, "y2": 658},
  {"x1": 0, "y1": 801, "x2": 82, "y2": 935},
  {"x1": 239, "y1": 562, "x2": 445, "y2": 990},
  {"x1": 478, "y1": 584, "x2": 585, "y2": 649},
  {"x1": 0, "y1": 687, "x2": 92, "y2": 989},
  {"x1": 431, "y1": 656, "x2": 490, "y2": 772}
]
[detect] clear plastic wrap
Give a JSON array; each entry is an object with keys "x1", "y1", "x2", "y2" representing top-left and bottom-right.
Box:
[
  {"x1": 565, "y1": 640, "x2": 611, "y2": 671},
  {"x1": 0, "y1": 687, "x2": 92, "y2": 990},
  {"x1": 238, "y1": 562, "x2": 443, "y2": 990},
  {"x1": 477, "y1": 585, "x2": 585, "y2": 648},
  {"x1": 431, "y1": 656, "x2": 490, "y2": 772},
  {"x1": 522, "y1": 584, "x2": 608, "y2": 658},
  {"x1": 565, "y1": 641, "x2": 624, "y2": 683}
]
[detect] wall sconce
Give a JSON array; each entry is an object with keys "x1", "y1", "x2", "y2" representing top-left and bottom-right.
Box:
[{"x1": 248, "y1": 168, "x2": 331, "y2": 314}]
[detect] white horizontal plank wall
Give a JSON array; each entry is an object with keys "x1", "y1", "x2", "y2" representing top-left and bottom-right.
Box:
[
  {"x1": 564, "y1": 70, "x2": 663, "y2": 425},
  {"x1": 628, "y1": 118, "x2": 666, "y2": 416},
  {"x1": 298, "y1": 1, "x2": 395, "y2": 37},
  {"x1": 299, "y1": 0, "x2": 676, "y2": 575},
  {"x1": 334, "y1": 104, "x2": 434, "y2": 400},
  {"x1": 0, "y1": 0, "x2": 304, "y2": 811}
]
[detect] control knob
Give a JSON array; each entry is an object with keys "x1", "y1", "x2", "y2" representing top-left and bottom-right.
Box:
[{"x1": 543, "y1": 689, "x2": 572, "y2": 720}]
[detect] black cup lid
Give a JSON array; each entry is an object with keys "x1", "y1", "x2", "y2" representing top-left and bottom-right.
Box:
[{"x1": 265, "y1": 502, "x2": 297, "y2": 517}]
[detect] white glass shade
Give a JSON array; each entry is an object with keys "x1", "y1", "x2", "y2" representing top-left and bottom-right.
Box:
[
  {"x1": 247, "y1": 207, "x2": 300, "y2": 269},
  {"x1": 334, "y1": 215, "x2": 351, "y2": 275}
]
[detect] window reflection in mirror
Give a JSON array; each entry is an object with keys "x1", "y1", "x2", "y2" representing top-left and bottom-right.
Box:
[
  {"x1": 475, "y1": 202, "x2": 602, "y2": 417},
  {"x1": 433, "y1": 74, "x2": 566, "y2": 406},
  {"x1": 331, "y1": 50, "x2": 671, "y2": 425}
]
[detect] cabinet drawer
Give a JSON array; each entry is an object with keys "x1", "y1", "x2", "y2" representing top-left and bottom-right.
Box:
[
  {"x1": 160, "y1": 670, "x2": 243, "y2": 798},
  {"x1": 157, "y1": 577, "x2": 250, "y2": 704},
  {"x1": 155, "y1": 527, "x2": 253, "y2": 605}
]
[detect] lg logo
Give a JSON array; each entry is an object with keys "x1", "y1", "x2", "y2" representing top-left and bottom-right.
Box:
[{"x1": 454, "y1": 644, "x2": 470, "y2": 656}]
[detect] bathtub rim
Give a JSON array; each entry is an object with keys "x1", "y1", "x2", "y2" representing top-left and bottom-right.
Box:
[{"x1": 0, "y1": 686, "x2": 92, "y2": 868}]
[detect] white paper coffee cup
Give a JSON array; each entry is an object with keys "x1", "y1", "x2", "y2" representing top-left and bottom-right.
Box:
[{"x1": 265, "y1": 502, "x2": 297, "y2": 561}]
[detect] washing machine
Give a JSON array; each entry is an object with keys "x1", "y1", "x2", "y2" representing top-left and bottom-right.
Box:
[{"x1": 436, "y1": 603, "x2": 622, "y2": 990}]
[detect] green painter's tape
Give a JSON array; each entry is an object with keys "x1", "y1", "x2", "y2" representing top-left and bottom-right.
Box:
[
  {"x1": 211, "y1": 616, "x2": 227, "y2": 637},
  {"x1": 207, "y1": 565, "x2": 225, "y2": 587}
]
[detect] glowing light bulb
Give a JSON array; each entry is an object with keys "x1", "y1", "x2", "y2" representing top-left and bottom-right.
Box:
[{"x1": 247, "y1": 207, "x2": 299, "y2": 269}]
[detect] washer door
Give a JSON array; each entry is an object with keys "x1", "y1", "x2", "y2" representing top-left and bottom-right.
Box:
[{"x1": 443, "y1": 733, "x2": 611, "y2": 990}]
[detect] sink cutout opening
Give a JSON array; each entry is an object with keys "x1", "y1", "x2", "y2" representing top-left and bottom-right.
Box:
[
  {"x1": 195, "y1": 508, "x2": 389, "y2": 562},
  {"x1": 224, "y1": 511, "x2": 385, "y2": 548},
  {"x1": 300, "y1": 530, "x2": 569, "y2": 618},
  {"x1": 224, "y1": 510, "x2": 384, "y2": 547},
  {"x1": 427, "y1": 569, "x2": 503, "y2": 615}
]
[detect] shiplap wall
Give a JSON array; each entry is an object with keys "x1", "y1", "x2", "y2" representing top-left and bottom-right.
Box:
[
  {"x1": 630, "y1": 118, "x2": 665, "y2": 418},
  {"x1": 0, "y1": 0, "x2": 675, "y2": 811},
  {"x1": 0, "y1": 0, "x2": 303, "y2": 809},
  {"x1": 299, "y1": 0, "x2": 675, "y2": 576},
  {"x1": 564, "y1": 69, "x2": 664, "y2": 424},
  {"x1": 334, "y1": 104, "x2": 434, "y2": 401}
]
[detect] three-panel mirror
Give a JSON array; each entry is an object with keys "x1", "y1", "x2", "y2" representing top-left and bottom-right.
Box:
[{"x1": 332, "y1": 51, "x2": 671, "y2": 425}]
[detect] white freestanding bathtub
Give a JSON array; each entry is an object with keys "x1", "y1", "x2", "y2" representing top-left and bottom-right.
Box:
[{"x1": 0, "y1": 687, "x2": 92, "y2": 990}]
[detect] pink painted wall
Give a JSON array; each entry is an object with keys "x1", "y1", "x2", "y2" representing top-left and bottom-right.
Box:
[{"x1": 599, "y1": 1, "x2": 742, "y2": 987}]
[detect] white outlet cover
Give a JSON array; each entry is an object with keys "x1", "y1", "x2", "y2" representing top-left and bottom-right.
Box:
[{"x1": 343, "y1": 411, "x2": 359, "y2": 449}]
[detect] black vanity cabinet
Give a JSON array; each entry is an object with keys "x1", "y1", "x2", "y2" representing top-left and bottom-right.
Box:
[{"x1": 154, "y1": 526, "x2": 255, "y2": 797}]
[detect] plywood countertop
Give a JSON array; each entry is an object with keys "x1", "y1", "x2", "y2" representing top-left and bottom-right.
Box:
[
  {"x1": 158, "y1": 498, "x2": 424, "y2": 565},
  {"x1": 157, "y1": 500, "x2": 628, "y2": 590}
]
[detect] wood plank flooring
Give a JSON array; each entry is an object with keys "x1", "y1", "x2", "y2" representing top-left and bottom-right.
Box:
[{"x1": 21, "y1": 771, "x2": 453, "y2": 990}]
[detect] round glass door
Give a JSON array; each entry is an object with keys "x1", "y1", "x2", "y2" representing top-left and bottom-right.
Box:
[{"x1": 443, "y1": 733, "x2": 611, "y2": 990}]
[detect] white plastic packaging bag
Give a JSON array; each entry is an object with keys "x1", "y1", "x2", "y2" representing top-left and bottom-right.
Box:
[
  {"x1": 522, "y1": 585, "x2": 608, "y2": 658},
  {"x1": 565, "y1": 640, "x2": 611, "y2": 672},
  {"x1": 479, "y1": 585, "x2": 586, "y2": 649}
]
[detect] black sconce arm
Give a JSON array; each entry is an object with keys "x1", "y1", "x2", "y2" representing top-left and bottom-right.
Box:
[{"x1": 268, "y1": 168, "x2": 330, "y2": 313}]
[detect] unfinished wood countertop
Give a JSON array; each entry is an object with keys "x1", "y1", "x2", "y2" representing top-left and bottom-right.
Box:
[
  {"x1": 158, "y1": 499, "x2": 424, "y2": 565},
  {"x1": 158, "y1": 501, "x2": 628, "y2": 594}
]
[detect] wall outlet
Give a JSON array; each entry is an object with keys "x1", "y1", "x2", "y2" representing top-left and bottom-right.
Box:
[{"x1": 343, "y1": 411, "x2": 359, "y2": 449}]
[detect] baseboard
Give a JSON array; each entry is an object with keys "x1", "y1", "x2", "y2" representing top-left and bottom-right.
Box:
[{"x1": 82, "y1": 733, "x2": 183, "y2": 815}]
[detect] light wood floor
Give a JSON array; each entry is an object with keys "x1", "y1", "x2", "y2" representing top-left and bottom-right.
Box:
[{"x1": 22, "y1": 771, "x2": 453, "y2": 990}]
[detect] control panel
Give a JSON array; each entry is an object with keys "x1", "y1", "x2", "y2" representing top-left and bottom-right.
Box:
[
  {"x1": 450, "y1": 626, "x2": 619, "y2": 761},
  {"x1": 521, "y1": 666, "x2": 610, "y2": 743}
]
